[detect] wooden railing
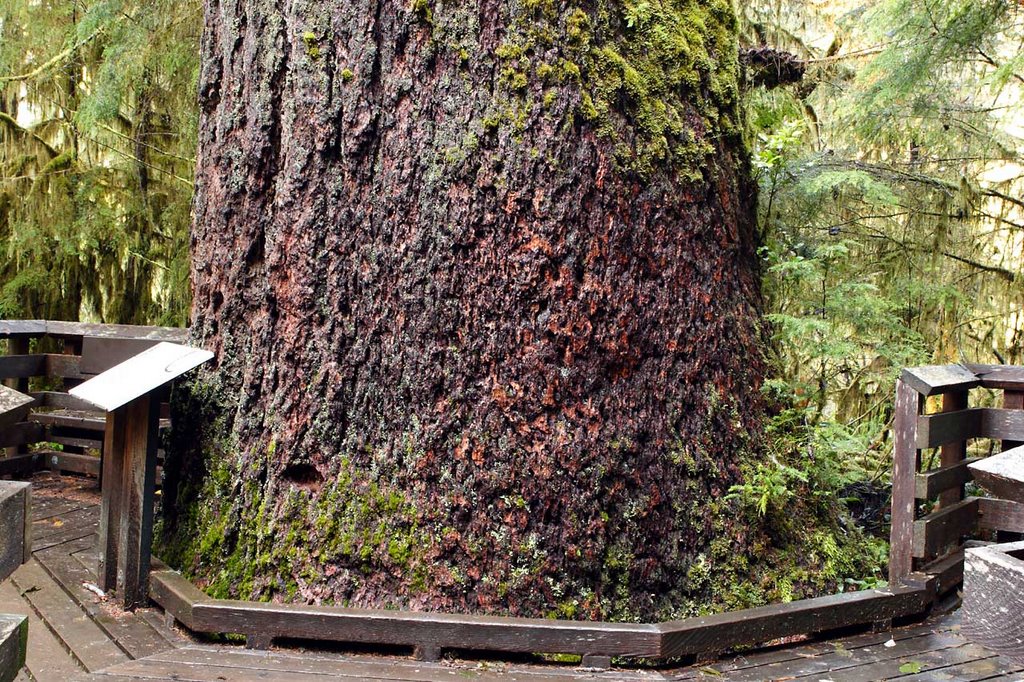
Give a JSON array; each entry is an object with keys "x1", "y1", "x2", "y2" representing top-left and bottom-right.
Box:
[
  {"x1": 0, "y1": 320, "x2": 184, "y2": 478},
  {"x1": 6, "y1": 326, "x2": 1009, "y2": 665},
  {"x1": 890, "y1": 364, "x2": 1024, "y2": 590}
]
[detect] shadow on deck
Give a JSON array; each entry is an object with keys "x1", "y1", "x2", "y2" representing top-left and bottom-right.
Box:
[{"x1": 4, "y1": 472, "x2": 1022, "y2": 682}]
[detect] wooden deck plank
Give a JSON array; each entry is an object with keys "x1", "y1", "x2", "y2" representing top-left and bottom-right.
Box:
[
  {"x1": 0, "y1": 579, "x2": 85, "y2": 680},
  {"x1": 7, "y1": 559, "x2": 129, "y2": 672},
  {"x1": 784, "y1": 643, "x2": 1009, "y2": 682},
  {"x1": 35, "y1": 536, "x2": 176, "y2": 660},
  {"x1": 31, "y1": 495, "x2": 96, "y2": 523},
  {"x1": 89, "y1": 648, "x2": 662, "y2": 682},
  {"x1": 699, "y1": 630, "x2": 965, "y2": 681},
  {"x1": 673, "y1": 610, "x2": 966, "y2": 680},
  {"x1": 891, "y1": 653, "x2": 1023, "y2": 681}
]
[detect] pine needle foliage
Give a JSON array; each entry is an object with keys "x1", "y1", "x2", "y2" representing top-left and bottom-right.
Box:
[{"x1": 0, "y1": 0, "x2": 200, "y2": 324}]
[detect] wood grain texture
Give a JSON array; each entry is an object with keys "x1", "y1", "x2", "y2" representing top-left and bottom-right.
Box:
[
  {"x1": 114, "y1": 395, "x2": 160, "y2": 609},
  {"x1": 939, "y1": 390, "x2": 969, "y2": 507},
  {"x1": 891, "y1": 379, "x2": 923, "y2": 583},
  {"x1": 912, "y1": 497, "x2": 979, "y2": 560},
  {"x1": 0, "y1": 483, "x2": 29, "y2": 581},
  {"x1": 0, "y1": 614, "x2": 26, "y2": 682},
  {"x1": 969, "y1": 446, "x2": 1024, "y2": 503},
  {"x1": 0, "y1": 356, "x2": 45, "y2": 381},
  {"x1": 967, "y1": 364, "x2": 1024, "y2": 391},
  {"x1": 99, "y1": 408, "x2": 127, "y2": 593},
  {"x1": 0, "y1": 422, "x2": 43, "y2": 450},
  {"x1": 1002, "y1": 390, "x2": 1024, "y2": 450},
  {"x1": 978, "y1": 498, "x2": 1024, "y2": 534},
  {"x1": 916, "y1": 457, "x2": 981, "y2": 501},
  {"x1": 916, "y1": 408, "x2": 984, "y2": 449},
  {"x1": 657, "y1": 581, "x2": 934, "y2": 658},
  {"x1": 963, "y1": 542, "x2": 1024, "y2": 664},
  {"x1": 8, "y1": 559, "x2": 130, "y2": 672},
  {"x1": 900, "y1": 365, "x2": 980, "y2": 396}
]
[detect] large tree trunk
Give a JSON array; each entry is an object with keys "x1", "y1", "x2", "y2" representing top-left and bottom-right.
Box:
[{"x1": 164, "y1": 0, "x2": 766, "y2": 621}]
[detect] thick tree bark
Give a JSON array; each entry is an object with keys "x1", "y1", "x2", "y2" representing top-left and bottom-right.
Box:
[{"x1": 164, "y1": 0, "x2": 766, "y2": 621}]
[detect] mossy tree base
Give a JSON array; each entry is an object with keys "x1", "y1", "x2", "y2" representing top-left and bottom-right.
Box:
[{"x1": 162, "y1": 0, "x2": 784, "y2": 622}]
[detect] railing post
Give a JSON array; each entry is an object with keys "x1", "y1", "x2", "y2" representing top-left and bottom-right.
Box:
[
  {"x1": 890, "y1": 378, "x2": 922, "y2": 584},
  {"x1": 939, "y1": 390, "x2": 969, "y2": 508},
  {"x1": 3, "y1": 337, "x2": 29, "y2": 460},
  {"x1": 1003, "y1": 390, "x2": 1024, "y2": 451}
]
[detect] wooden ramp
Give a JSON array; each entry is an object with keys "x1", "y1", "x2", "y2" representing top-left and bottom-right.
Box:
[{"x1": 3, "y1": 473, "x2": 1023, "y2": 682}]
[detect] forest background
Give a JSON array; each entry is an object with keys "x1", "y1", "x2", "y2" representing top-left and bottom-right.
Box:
[{"x1": 1, "y1": 0, "x2": 1022, "y2": 601}]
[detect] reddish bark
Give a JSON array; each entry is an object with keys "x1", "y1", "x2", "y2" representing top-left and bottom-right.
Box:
[{"x1": 166, "y1": 0, "x2": 766, "y2": 621}]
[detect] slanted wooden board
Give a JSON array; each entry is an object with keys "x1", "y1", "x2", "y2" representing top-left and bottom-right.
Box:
[
  {"x1": 963, "y1": 541, "x2": 1024, "y2": 664},
  {"x1": 970, "y1": 446, "x2": 1024, "y2": 503},
  {"x1": 70, "y1": 342, "x2": 212, "y2": 412},
  {"x1": 0, "y1": 386, "x2": 32, "y2": 431},
  {"x1": 967, "y1": 364, "x2": 1024, "y2": 390},
  {"x1": 901, "y1": 365, "x2": 980, "y2": 396},
  {"x1": 656, "y1": 581, "x2": 935, "y2": 659},
  {"x1": 890, "y1": 380, "x2": 922, "y2": 583},
  {"x1": 0, "y1": 614, "x2": 27, "y2": 682}
]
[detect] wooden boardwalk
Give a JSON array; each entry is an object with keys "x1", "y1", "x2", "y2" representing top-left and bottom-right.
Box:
[{"x1": 3, "y1": 473, "x2": 1023, "y2": 682}]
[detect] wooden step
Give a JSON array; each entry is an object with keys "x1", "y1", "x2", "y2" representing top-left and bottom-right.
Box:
[{"x1": 969, "y1": 446, "x2": 1024, "y2": 503}]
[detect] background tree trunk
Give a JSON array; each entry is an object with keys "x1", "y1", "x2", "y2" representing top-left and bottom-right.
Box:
[{"x1": 163, "y1": 0, "x2": 766, "y2": 621}]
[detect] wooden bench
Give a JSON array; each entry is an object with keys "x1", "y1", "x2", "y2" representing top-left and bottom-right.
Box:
[{"x1": 0, "y1": 614, "x2": 27, "y2": 682}]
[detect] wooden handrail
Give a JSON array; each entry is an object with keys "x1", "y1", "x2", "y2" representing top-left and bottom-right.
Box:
[{"x1": 890, "y1": 362, "x2": 1024, "y2": 588}]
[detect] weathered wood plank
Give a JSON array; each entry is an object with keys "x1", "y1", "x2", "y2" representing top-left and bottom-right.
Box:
[
  {"x1": 115, "y1": 395, "x2": 160, "y2": 609},
  {"x1": 8, "y1": 558, "x2": 130, "y2": 672},
  {"x1": 0, "y1": 482, "x2": 30, "y2": 581},
  {"x1": 36, "y1": 536, "x2": 175, "y2": 660},
  {"x1": 0, "y1": 614, "x2": 27, "y2": 682},
  {"x1": 184, "y1": 598, "x2": 662, "y2": 659},
  {"x1": 982, "y1": 408, "x2": 1024, "y2": 443},
  {"x1": 978, "y1": 497, "x2": 1024, "y2": 534},
  {"x1": 916, "y1": 458, "x2": 981, "y2": 501},
  {"x1": 912, "y1": 497, "x2": 979, "y2": 559},
  {"x1": 0, "y1": 356, "x2": 45, "y2": 381},
  {"x1": 80, "y1": 337, "x2": 163, "y2": 376},
  {"x1": 0, "y1": 422, "x2": 43, "y2": 450},
  {"x1": 44, "y1": 321, "x2": 187, "y2": 343},
  {"x1": 916, "y1": 408, "x2": 984, "y2": 449},
  {"x1": 657, "y1": 582, "x2": 934, "y2": 659},
  {"x1": 963, "y1": 542, "x2": 1024, "y2": 665},
  {"x1": 30, "y1": 391, "x2": 100, "y2": 412},
  {"x1": 704, "y1": 630, "x2": 966, "y2": 682},
  {"x1": 891, "y1": 379, "x2": 923, "y2": 583},
  {"x1": 29, "y1": 410, "x2": 107, "y2": 431},
  {"x1": 48, "y1": 434, "x2": 105, "y2": 451},
  {"x1": 1002, "y1": 389, "x2": 1024, "y2": 450},
  {"x1": 149, "y1": 570, "x2": 206, "y2": 631},
  {"x1": 45, "y1": 354, "x2": 84, "y2": 380},
  {"x1": 0, "y1": 387, "x2": 32, "y2": 432},
  {"x1": 138, "y1": 645, "x2": 661, "y2": 681},
  {"x1": 0, "y1": 321, "x2": 46, "y2": 338},
  {"x1": 920, "y1": 550, "x2": 965, "y2": 596},
  {"x1": 37, "y1": 450, "x2": 102, "y2": 476},
  {"x1": 969, "y1": 446, "x2": 1024, "y2": 503},
  {"x1": 0, "y1": 580, "x2": 84, "y2": 680},
  {"x1": 939, "y1": 390, "x2": 969, "y2": 507},
  {"x1": 968, "y1": 363, "x2": 1024, "y2": 391},
  {"x1": 99, "y1": 409, "x2": 126, "y2": 594},
  {"x1": 0, "y1": 454, "x2": 41, "y2": 478},
  {"x1": 901, "y1": 365, "x2": 980, "y2": 397}
]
